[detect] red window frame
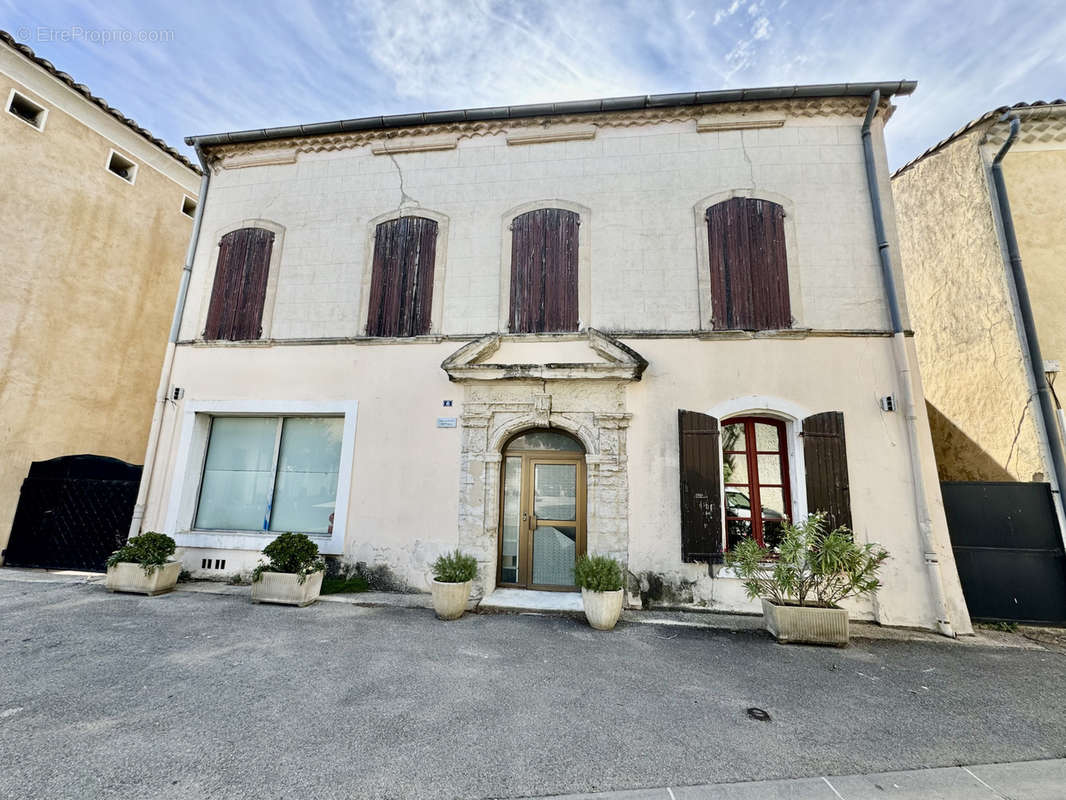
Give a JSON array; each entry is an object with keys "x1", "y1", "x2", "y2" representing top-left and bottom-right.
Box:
[{"x1": 722, "y1": 416, "x2": 791, "y2": 548}]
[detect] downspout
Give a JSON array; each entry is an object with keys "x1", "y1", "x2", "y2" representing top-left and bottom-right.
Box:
[
  {"x1": 989, "y1": 113, "x2": 1066, "y2": 542},
  {"x1": 861, "y1": 90, "x2": 955, "y2": 637},
  {"x1": 128, "y1": 145, "x2": 210, "y2": 538}
]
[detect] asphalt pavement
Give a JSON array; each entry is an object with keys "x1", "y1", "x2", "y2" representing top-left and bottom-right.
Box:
[{"x1": 0, "y1": 574, "x2": 1063, "y2": 799}]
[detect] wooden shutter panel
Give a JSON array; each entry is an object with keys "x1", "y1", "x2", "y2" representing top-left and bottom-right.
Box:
[
  {"x1": 707, "y1": 198, "x2": 790, "y2": 331},
  {"x1": 802, "y1": 411, "x2": 853, "y2": 531},
  {"x1": 678, "y1": 410, "x2": 724, "y2": 563},
  {"x1": 204, "y1": 227, "x2": 274, "y2": 341},
  {"x1": 367, "y1": 216, "x2": 438, "y2": 337},
  {"x1": 509, "y1": 208, "x2": 578, "y2": 333}
]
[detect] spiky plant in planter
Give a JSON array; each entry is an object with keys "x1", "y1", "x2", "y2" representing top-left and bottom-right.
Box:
[
  {"x1": 105, "y1": 532, "x2": 181, "y2": 596},
  {"x1": 726, "y1": 512, "x2": 889, "y2": 646},
  {"x1": 429, "y1": 549, "x2": 478, "y2": 620},
  {"x1": 574, "y1": 554, "x2": 625, "y2": 631},
  {"x1": 250, "y1": 533, "x2": 326, "y2": 607}
]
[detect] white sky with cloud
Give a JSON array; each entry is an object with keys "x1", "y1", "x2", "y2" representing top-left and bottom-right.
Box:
[{"x1": 5, "y1": 0, "x2": 1065, "y2": 168}]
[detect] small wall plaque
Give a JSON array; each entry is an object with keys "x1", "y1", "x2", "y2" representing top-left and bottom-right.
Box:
[
  {"x1": 437, "y1": 417, "x2": 457, "y2": 428},
  {"x1": 442, "y1": 400, "x2": 453, "y2": 407}
]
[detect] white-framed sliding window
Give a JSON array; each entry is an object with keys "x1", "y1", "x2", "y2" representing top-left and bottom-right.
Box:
[{"x1": 164, "y1": 400, "x2": 357, "y2": 554}]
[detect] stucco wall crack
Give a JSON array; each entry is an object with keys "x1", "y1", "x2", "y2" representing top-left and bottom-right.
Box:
[{"x1": 379, "y1": 136, "x2": 420, "y2": 211}]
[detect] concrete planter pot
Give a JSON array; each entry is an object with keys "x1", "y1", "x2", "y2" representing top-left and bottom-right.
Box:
[
  {"x1": 431, "y1": 579, "x2": 471, "y2": 620},
  {"x1": 251, "y1": 570, "x2": 324, "y2": 607},
  {"x1": 106, "y1": 561, "x2": 181, "y2": 596},
  {"x1": 762, "y1": 598, "x2": 849, "y2": 646},
  {"x1": 581, "y1": 588, "x2": 624, "y2": 631}
]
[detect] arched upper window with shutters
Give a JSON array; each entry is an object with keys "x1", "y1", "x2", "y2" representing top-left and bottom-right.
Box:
[
  {"x1": 366, "y1": 215, "x2": 439, "y2": 337},
  {"x1": 204, "y1": 226, "x2": 275, "y2": 341},
  {"x1": 706, "y1": 197, "x2": 791, "y2": 331},
  {"x1": 508, "y1": 207, "x2": 579, "y2": 333}
]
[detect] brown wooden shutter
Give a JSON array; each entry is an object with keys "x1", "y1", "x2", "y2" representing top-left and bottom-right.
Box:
[
  {"x1": 678, "y1": 410, "x2": 724, "y2": 563},
  {"x1": 204, "y1": 227, "x2": 274, "y2": 341},
  {"x1": 707, "y1": 198, "x2": 790, "y2": 331},
  {"x1": 366, "y1": 216, "x2": 438, "y2": 337},
  {"x1": 509, "y1": 208, "x2": 579, "y2": 333},
  {"x1": 802, "y1": 411, "x2": 853, "y2": 531}
]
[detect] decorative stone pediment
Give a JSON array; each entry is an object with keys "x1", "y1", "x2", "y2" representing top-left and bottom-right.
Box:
[{"x1": 441, "y1": 329, "x2": 648, "y2": 383}]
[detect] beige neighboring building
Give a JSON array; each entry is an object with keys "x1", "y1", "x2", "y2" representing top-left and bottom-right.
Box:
[
  {"x1": 130, "y1": 81, "x2": 972, "y2": 633},
  {"x1": 893, "y1": 101, "x2": 1066, "y2": 489},
  {"x1": 0, "y1": 31, "x2": 201, "y2": 563}
]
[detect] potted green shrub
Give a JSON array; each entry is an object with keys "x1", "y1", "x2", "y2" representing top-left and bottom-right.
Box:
[
  {"x1": 430, "y1": 549, "x2": 477, "y2": 620},
  {"x1": 726, "y1": 512, "x2": 889, "y2": 646},
  {"x1": 575, "y1": 554, "x2": 625, "y2": 630},
  {"x1": 105, "y1": 532, "x2": 181, "y2": 596},
  {"x1": 251, "y1": 532, "x2": 325, "y2": 607}
]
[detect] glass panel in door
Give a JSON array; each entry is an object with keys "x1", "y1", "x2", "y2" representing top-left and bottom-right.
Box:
[
  {"x1": 500, "y1": 456, "x2": 522, "y2": 584},
  {"x1": 531, "y1": 461, "x2": 578, "y2": 588}
]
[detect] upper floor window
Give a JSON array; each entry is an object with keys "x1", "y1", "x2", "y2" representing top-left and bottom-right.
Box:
[
  {"x1": 367, "y1": 216, "x2": 438, "y2": 337},
  {"x1": 707, "y1": 198, "x2": 790, "y2": 331},
  {"x1": 204, "y1": 227, "x2": 275, "y2": 341},
  {"x1": 508, "y1": 207, "x2": 579, "y2": 333}
]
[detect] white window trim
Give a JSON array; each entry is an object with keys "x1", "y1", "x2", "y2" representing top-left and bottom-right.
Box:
[
  {"x1": 181, "y1": 194, "x2": 197, "y2": 218},
  {"x1": 498, "y1": 200, "x2": 592, "y2": 332},
  {"x1": 6, "y1": 88, "x2": 48, "y2": 131},
  {"x1": 163, "y1": 400, "x2": 358, "y2": 555},
  {"x1": 693, "y1": 189, "x2": 804, "y2": 330},
  {"x1": 106, "y1": 148, "x2": 138, "y2": 185},
  {"x1": 195, "y1": 219, "x2": 285, "y2": 340},
  {"x1": 708, "y1": 395, "x2": 812, "y2": 552},
  {"x1": 358, "y1": 209, "x2": 450, "y2": 336}
]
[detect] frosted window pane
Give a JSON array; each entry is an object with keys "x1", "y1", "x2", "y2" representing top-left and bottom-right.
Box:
[
  {"x1": 269, "y1": 417, "x2": 343, "y2": 534},
  {"x1": 196, "y1": 417, "x2": 277, "y2": 531},
  {"x1": 532, "y1": 526, "x2": 575, "y2": 586},
  {"x1": 501, "y1": 456, "x2": 522, "y2": 583},
  {"x1": 534, "y1": 463, "x2": 576, "y2": 520}
]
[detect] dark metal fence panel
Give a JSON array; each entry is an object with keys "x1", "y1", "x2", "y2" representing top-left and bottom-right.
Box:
[
  {"x1": 941, "y1": 481, "x2": 1066, "y2": 624},
  {"x1": 4, "y1": 455, "x2": 142, "y2": 572}
]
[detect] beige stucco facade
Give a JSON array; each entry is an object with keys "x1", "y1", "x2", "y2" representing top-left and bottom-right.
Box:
[
  {"x1": 0, "y1": 40, "x2": 200, "y2": 559},
  {"x1": 892, "y1": 105, "x2": 1066, "y2": 483},
  {"x1": 136, "y1": 91, "x2": 970, "y2": 633}
]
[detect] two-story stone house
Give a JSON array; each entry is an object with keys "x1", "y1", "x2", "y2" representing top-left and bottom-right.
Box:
[{"x1": 132, "y1": 81, "x2": 971, "y2": 633}]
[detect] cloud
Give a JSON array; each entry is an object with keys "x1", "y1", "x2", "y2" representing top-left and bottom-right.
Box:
[{"x1": 8, "y1": 0, "x2": 1066, "y2": 169}]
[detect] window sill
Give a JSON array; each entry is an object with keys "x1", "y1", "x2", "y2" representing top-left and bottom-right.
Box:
[{"x1": 175, "y1": 529, "x2": 339, "y2": 554}]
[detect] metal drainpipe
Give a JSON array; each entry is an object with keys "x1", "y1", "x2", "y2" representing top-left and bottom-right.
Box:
[
  {"x1": 127, "y1": 145, "x2": 210, "y2": 538},
  {"x1": 990, "y1": 113, "x2": 1066, "y2": 541},
  {"x1": 861, "y1": 90, "x2": 955, "y2": 637}
]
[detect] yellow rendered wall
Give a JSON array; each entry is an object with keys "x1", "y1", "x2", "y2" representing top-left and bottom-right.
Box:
[
  {"x1": 893, "y1": 131, "x2": 1046, "y2": 481},
  {"x1": 1004, "y1": 148, "x2": 1066, "y2": 387},
  {"x1": 0, "y1": 72, "x2": 196, "y2": 558}
]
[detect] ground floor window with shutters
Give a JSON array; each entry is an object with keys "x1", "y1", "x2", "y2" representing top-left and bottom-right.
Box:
[
  {"x1": 722, "y1": 417, "x2": 791, "y2": 550},
  {"x1": 194, "y1": 416, "x2": 343, "y2": 535},
  {"x1": 679, "y1": 406, "x2": 852, "y2": 565}
]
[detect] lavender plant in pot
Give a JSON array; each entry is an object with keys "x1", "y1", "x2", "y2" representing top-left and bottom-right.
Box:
[
  {"x1": 726, "y1": 512, "x2": 888, "y2": 646},
  {"x1": 430, "y1": 549, "x2": 478, "y2": 620},
  {"x1": 575, "y1": 554, "x2": 625, "y2": 631}
]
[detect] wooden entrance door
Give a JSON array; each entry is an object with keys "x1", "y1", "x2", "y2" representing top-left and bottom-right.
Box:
[{"x1": 498, "y1": 432, "x2": 586, "y2": 590}]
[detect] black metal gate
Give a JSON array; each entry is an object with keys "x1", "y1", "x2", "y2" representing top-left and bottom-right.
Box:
[
  {"x1": 941, "y1": 481, "x2": 1066, "y2": 624},
  {"x1": 4, "y1": 455, "x2": 142, "y2": 572}
]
